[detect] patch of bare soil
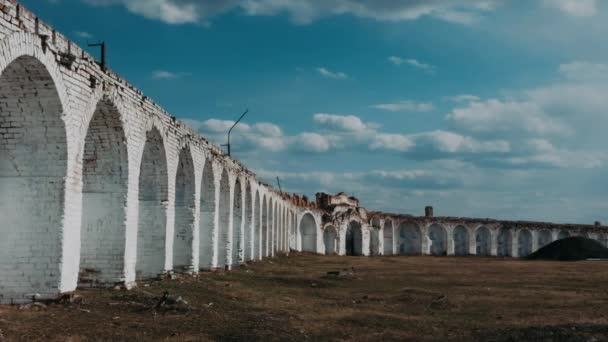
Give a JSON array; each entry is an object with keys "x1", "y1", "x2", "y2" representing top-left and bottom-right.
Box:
[{"x1": 1, "y1": 254, "x2": 608, "y2": 341}]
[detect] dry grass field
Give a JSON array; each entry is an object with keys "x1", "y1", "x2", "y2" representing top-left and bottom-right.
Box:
[{"x1": 2, "y1": 254, "x2": 608, "y2": 341}]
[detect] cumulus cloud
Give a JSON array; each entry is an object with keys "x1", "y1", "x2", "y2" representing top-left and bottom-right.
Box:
[
  {"x1": 558, "y1": 61, "x2": 608, "y2": 82},
  {"x1": 373, "y1": 100, "x2": 434, "y2": 112},
  {"x1": 317, "y1": 67, "x2": 349, "y2": 80},
  {"x1": 151, "y1": 70, "x2": 191, "y2": 79},
  {"x1": 388, "y1": 56, "x2": 436, "y2": 73},
  {"x1": 74, "y1": 31, "x2": 93, "y2": 38},
  {"x1": 82, "y1": 0, "x2": 500, "y2": 25},
  {"x1": 313, "y1": 113, "x2": 370, "y2": 132},
  {"x1": 542, "y1": 0, "x2": 597, "y2": 17},
  {"x1": 447, "y1": 99, "x2": 570, "y2": 137}
]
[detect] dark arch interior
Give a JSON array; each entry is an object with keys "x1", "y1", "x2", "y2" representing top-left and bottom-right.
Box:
[{"x1": 346, "y1": 221, "x2": 363, "y2": 256}]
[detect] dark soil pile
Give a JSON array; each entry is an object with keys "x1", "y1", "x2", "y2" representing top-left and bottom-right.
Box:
[{"x1": 526, "y1": 236, "x2": 608, "y2": 261}]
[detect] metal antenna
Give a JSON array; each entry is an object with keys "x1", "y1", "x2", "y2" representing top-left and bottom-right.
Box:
[
  {"x1": 224, "y1": 109, "x2": 249, "y2": 156},
  {"x1": 276, "y1": 176, "x2": 282, "y2": 193},
  {"x1": 88, "y1": 41, "x2": 106, "y2": 71}
]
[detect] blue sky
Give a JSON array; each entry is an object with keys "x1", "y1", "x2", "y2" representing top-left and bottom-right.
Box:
[{"x1": 25, "y1": 0, "x2": 608, "y2": 224}]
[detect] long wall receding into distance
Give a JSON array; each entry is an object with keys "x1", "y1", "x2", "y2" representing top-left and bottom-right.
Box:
[{"x1": 1, "y1": 0, "x2": 607, "y2": 304}]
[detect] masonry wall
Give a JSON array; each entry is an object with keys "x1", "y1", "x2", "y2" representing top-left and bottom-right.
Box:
[{"x1": 0, "y1": 0, "x2": 297, "y2": 304}]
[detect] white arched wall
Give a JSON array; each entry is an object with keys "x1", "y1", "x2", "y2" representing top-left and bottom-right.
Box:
[
  {"x1": 370, "y1": 218, "x2": 381, "y2": 256},
  {"x1": 497, "y1": 228, "x2": 512, "y2": 257},
  {"x1": 475, "y1": 226, "x2": 492, "y2": 256},
  {"x1": 323, "y1": 225, "x2": 338, "y2": 254},
  {"x1": 428, "y1": 223, "x2": 448, "y2": 256},
  {"x1": 0, "y1": 52, "x2": 68, "y2": 302},
  {"x1": 79, "y1": 98, "x2": 130, "y2": 286},
  {"x1": 383, "y1": 219, "x2": 394, "y2": 255},
  {"x1": 518, "y1": 229, "x2": 533, "y2": 257},
  {"x1": 299, "y1": 212, "x2": 319, "y2": 253},
  {"x1": 397, "y1": 222, "x2": 422, "y2": 255},
  {"x1": 217, "y1": 169, "x2": 231, "y2": 268},
  {"x1": 453, "y1": 225, "x2": 469, "y2": 256},
  {"x1": 172, "y1": 146, "x2": 197, "y2": 273},
  {"x1": 199, "y1": 158, "x2": 217, "y2": 270},
  {"x1": 136, "y1": 127, "x2": 168, "y2": 279},
  {"x1": 345, "y1": 220, "x2": 364, "y2": 256}
]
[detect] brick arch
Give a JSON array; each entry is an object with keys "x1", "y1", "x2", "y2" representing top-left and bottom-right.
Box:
[
  {"x1": 217, "y1": 168, "x2": 231, "y2": 267},
  {"x1": 299, "y1": 212, "x2": 319, "y2": 253},
  {"x1": 428, "y1": 223, "x2": 448, "y2": 256},
  {"x1": 199, "y1": 157, "x2": 217, "y2": 269},
  {"x1": 453, "y1": 225, "x2": 470, "y2": 256},
  {"x1": 79, "y1": 97, "x2": 129, "y2": 287},
  {"x1": 231, "y1": 177, "x2": 243, "y2": 266},
  {"x1": 383, "y1": 219, "x2": 395, "y2": 255},
  {"x1": 345, "y1": 220, "x2": 363, "y2": 256},
  {"x1": 0, "y1": 51, "x2": 68, "y2": 303},
  {"x1": 397, "y1": 222, "x2": 422, "y2": 255},
  {"x1": 136, "y1": 127, "x2": 168, "y2": 279},
  {"x1": 261, "y1": 194, "x2": 269, "y2": 258},
  {"x1": 173, "y1": 145, "x2": 196, "y2": 272},
  {"x1": 323, "y1": 224, "x2": 339, "y2": 255},
  {"x1": 475, "y1": 226, "x2": 492, "y2": 256}
]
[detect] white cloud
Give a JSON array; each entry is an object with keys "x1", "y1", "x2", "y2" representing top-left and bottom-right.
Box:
[
  {"x1": 293, "y1": 132, "x2": 332, "y2": 152},
  {"x1": 317, "y1": 67, "x2": 349, "y2": 80},
  {"x1": 558, "y1": 61, "x2": 608, "y2": 81},
  {"x1": 542, "y1": 0, "x2": 597, "y2": 17},
  {"x1": 446, "y1": 94, "x2": 481, "y2": 103},
  {"x1": 447, "y1": 99, "x2": 570, "y2": 136},
  {"x1": 412, "y1": 130, "x2": 510, "y2": 154},
  {"x1": 388, "y1": 56, "x2": 436, "y2": 73},
  {"x1": 313, "y1": 113, "x2": 369, "y2": 132},
  {"x1": 74, "y1": 31, "x2": 93, "y2": 38},
  {"x1": 151, "y1": 70, "x2": 191, "y2": 79},
  {"x1": 83, "y1": 0, "x2": 499, "y2": 25},
  {"x1": 373, "y1": 100, "x2": 434, "y2": 112},
  {"x1": 369, "y1": 134, "x2": 414, "y2": 152}
]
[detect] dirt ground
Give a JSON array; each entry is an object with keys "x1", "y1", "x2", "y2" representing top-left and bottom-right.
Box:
[{"x1": 2, "y1": 254, "x2": 608, "y2": 341}]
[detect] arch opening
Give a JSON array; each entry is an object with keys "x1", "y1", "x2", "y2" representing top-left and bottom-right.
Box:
[
  {"x1": 369, "y1": 218, "x2": 381, "y2": 256},
  {"x1": 253, "y1": 191, "x2": 260, "y2": 259},
  {"x1": 231, "y1": 179, "x2": 243, "y2": 266},
  {"x1": 199, "y1": 159, "x2": 216, "y2": 269},
  {"x1": 244, "y1": 183, "x2": 252, "y2": 261},
  {"x1": 397, "y1": 223, "x2": 422, "y2": 255},
  {"x1": 497, "y1": 228, "x2": 512, "y2": 257},
  {"x1": 558, "y1": 230, "x2": 570, "y2": 240},
  {"x1": 453, "y1": 226, "x2": 469, "y2": 256},
  {"x1": 475, "y1": 226, "x2": 491, "y2": 256},
  {"x1": 80, "y1": 99, "x2": 128, "y2": 286},
  {"x1": 261, "y1": 196, "x2": 268, "y2": 257},
  {"x1": 136, "y1": 128, "x2": 168, "y2": 279},
  {"x1": 518, "y1": 229, "x2": 533, "y2": 257},
  {"x1": 538, "y1": 229, "x2": 552, "y2": 249},
  {"x1": 218, "y1": 169, "x2": 230, "y2": 267},
  {"x1": 0, "y1": 56, "x2": 67, "y2": 300},
  {"x1": 428, "y1": 224, "x2": 447, "y2": 256},
  {"x1": 383, "y1": 219, "x2": 394, "y2": 255},
  {"x1": 173, "y1": 147, "x2": 195, "y2": 272},
  {"x1": 346, "y1": 221, "x2": 363, "y2": 256},
  {"x1": 323, "y1": 226, "x2": 337, "y2": 254},
  {"x1": 300, "y1": 213, "x2": 317, "y2": 253}
]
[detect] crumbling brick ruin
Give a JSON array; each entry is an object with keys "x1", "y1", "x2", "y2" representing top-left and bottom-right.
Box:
[{"x1": 1, "y1": 0, "x2": 607, "y2": 304}]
